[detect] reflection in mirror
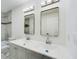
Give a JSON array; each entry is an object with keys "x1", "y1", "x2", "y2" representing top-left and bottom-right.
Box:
[
  {"x1": 40, "y1": 7, "x2": 59, "y2": 37},
  {"x1": 24, "y1": 14, "x2": 35, "y2": 34}
]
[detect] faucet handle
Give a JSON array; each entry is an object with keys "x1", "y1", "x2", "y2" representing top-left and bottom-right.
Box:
[
  {"x1": 46, "y1": 33, "x2": 49, "y2": 35},
  {"x1": 26, "y1": 37, "x2": 30, "y2": 40},
  {"x1": 46, "y1": 40, "x2": 51, "y2": 44},
  {"x1": 46, "y1": 33, "x2": 49, "y2": 36},
  {"x1": 46, "y1": 33, "x2": 52, "y2": 44}
]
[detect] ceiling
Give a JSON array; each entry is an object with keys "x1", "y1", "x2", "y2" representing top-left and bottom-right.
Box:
[{"x1": 1, "y1": 0, "x2": 29, "y2": 13}]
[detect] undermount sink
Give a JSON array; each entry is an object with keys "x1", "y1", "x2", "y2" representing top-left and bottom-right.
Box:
[{"x1": 9, "y1": 38, "x2": 67, "y2": 59}]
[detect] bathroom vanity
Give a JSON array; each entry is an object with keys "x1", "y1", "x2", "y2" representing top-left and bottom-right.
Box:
[{"x1": 9, "y1": 38, "x2": 67, "y2": 59}]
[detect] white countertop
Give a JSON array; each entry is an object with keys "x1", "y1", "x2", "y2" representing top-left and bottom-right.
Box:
[{"x1": 9, "y1": 39, "x2": 68, "y2": 59}]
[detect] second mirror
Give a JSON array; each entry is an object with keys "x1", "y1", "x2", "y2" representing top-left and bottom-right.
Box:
[
  {"x1": 24, "y1": 14, "x2": 35, "y2": 35},
  {"x1": 40, "y1": 7, "x2": 59, "y2": 37}
]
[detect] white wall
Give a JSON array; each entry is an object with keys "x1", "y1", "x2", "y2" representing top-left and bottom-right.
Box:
[
  {"x1": 11, "y1": 0, "x2": 77, "y2": 59},
  {"x1": 11, "y1": 0, "x2": 36, "y2": 39},
  {"x1": 65, "y1": 0, "x2": 77, "y2": 59}
]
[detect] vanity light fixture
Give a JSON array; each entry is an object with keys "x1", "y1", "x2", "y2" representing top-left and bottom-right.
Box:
[
  {"x1": 47, "y1": 0, "x2": 59, "y2": 4},
  {"x1": 41, "y1": 1, "x2": 47, "y2": 7},
  {"x1": 47, "y1": 0, "x2": 53, "y2": 4},
  {"x1": 41, "y1": 0, "x2": 59, "y2": 7},
  {"x1": 53, "y1": 0, "x2": 59, "y2": 2},
  {"x1": 23, "y1": 6, "x2": 34, "y2": 12}
]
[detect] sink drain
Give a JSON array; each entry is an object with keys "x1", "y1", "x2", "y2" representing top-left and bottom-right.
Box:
[{"x1": 45, "y1": 49, "x2": 48, "y2": 53}]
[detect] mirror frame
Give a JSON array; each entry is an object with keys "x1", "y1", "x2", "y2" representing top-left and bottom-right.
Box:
[
  {"x1": 40, "y1": 7, "x2": 59, "y2": 37},
  {"x1": 24, "y1": 13, "x2": 35, "y2": 35}
]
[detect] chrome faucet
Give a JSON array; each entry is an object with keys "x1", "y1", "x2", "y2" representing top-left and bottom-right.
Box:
[
  {"x1": 46, "y1": 33, "x2": 51, "y2": 44},
  {"x1": 26, "y1": 37, "x2": 30, "y2": 40}
]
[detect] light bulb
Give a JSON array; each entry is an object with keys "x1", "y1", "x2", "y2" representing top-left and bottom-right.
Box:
[
  {"x1": 23, "y1": 6, "x2": 34, "y2": 12},
  {"x1": 47, "y1": 0, "x2": 52, "y2": 4},
  {"x1": 30, "y1": 6, "x2": 34, "y2": 10},
  {"x1": 41, "y1": 1, "x2": 46, "y2": 6},
  {"x1": 53, "y1": 0, "x2": 58, "y2": 2}
]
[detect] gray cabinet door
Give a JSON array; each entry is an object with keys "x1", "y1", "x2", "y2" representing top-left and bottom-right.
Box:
[
  {"x1": 9, "y1": 44, "x2": 18, "y2": 59},
  {"x1": 25, "y1": 49, "x2": 42, "y2": 59},
  {"x1": 10, "y1": 44, "x2": 26, "y2": 59},
  {"x1": 10, "y1": 44, "x2": 43, "y2": 59},
  {"x1": 17, "y1": 46, "x2": 26, "y2": 59}
]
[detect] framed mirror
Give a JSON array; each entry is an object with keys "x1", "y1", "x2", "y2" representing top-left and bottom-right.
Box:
[
  {"x1": 40, "y1": 7, "x2": 59, "y2": 37},
  {"x1": 24, "y1": 14, "x2": 35, "y2": 35}
]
